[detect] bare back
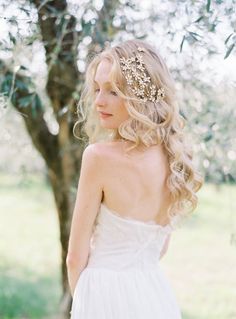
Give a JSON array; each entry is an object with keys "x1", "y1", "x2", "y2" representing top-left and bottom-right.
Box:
[{"x1": 98, "y1": 140, "x2": 172, "y2": 226}]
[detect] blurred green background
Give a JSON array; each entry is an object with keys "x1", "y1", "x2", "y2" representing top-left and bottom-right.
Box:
[{"x1": 1, "y1": 174, "x2": 236, "y2": 319}]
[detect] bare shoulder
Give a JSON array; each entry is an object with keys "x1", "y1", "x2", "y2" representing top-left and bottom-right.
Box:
[
  {"x1": 81, "y1": 143, "x2": 101, "y2": 165},
  {"x1": 85, "y1": 141, "x2": 124, "y2": 160},
  {"x1": 79, "y1": 143, "x2": 110, "y2": 177}
]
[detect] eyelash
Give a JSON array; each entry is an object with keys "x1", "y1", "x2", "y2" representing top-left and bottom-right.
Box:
[{"x1": 94, "y1": 89, "x2": 117, "y2": 96}]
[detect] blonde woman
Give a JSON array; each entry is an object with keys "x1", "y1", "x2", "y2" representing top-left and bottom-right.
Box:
[{"x1": 66, "y1": 39, "x2": 203, "y2": 319}]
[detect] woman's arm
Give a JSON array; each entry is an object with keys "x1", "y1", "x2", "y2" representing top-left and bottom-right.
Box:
[
  {"x1": 66, "y1": 144, "x2": 104, "y2": 297},
  {"x1": 159, "y1": 233, "x2": 171, "y2": 260}
]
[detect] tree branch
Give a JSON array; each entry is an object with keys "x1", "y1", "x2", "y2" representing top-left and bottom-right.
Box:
[
  {"x1": 0, "y1": 61, "x2": 59, "y2": 171},
  {"x1": 31, "y1": 0, "x2": 80, "y2": 118}
]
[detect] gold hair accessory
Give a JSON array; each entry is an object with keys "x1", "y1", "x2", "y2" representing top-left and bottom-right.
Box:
[{"x1": 120, "y1": 47, "x2": 165, "y2": 103}]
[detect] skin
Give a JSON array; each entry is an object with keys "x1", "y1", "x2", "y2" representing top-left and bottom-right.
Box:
[
  {"x1": 94, "y1": 58, "x2": 130, "y2": 131},
  {"x1": 66, "y1": 59, "x2": 171, "y2": 297}
]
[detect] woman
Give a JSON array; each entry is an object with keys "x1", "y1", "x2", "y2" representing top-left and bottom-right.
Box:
[{"x1": 66, "y1": 39, "x2": 203, "y2": 319}]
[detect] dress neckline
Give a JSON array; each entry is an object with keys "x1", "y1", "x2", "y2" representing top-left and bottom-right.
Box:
[{"x1": 100, "y1": 202, "x2": 172, "y2": 231}]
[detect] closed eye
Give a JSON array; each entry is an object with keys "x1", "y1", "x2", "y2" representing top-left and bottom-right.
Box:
[{"x1": 94, "y1": 88, "x2": 117, "y2": 96}]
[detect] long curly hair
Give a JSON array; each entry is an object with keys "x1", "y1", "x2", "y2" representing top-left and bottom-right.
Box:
[{"x1": 74, "y1": 39, "x2": 203, "y2": 224}]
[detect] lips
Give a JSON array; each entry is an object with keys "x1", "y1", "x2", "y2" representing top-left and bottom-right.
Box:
[{"x1": 99, "y1": 111, "x2": 112, "y2": 115}]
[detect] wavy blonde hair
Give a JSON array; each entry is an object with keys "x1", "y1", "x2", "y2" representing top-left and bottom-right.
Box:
[{"x1": 74, "y1": 39, "x2": 203, "y2": 225}]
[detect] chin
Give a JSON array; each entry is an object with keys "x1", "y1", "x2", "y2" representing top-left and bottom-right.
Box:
[
  {"x1": 101, "y1": 123, "x2": 119, "y2": 130},
  {"x1": 100, "y1": 120, "x2": 120, "y2": 130}
]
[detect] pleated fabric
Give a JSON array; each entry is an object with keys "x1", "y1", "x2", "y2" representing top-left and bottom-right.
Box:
[{"x1": 70, "y1": 203, "x2": 182, "y2": 319}]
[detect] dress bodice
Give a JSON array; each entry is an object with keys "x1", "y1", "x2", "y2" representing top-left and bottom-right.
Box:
[{"x1": 86, "y1": 203, "x2": 179, "y2": 271}]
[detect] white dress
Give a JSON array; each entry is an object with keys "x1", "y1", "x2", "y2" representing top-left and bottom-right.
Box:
[{"x1": 70, "y1": 202, "x2": 182, "y2": 319}]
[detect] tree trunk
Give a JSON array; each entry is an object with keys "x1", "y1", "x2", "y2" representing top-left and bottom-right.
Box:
[{"x1": 1, "y1": 0, "x2": 121, "y2": 316}]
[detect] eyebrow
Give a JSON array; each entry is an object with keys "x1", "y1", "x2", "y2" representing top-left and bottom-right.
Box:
[{"x1": 94, "y1": 80, "x2": 112, "y2": 85}]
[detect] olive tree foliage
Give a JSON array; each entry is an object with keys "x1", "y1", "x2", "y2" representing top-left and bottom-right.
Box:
[
  {"x1": 148, "y1": 0, "x2": 236, "y2": 184},
  {"x1": 0, "y1": 0, "x2": 235, "y2": 316}
]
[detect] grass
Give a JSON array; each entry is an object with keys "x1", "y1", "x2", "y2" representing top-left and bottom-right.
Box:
[
  {"x1": 0, "y1": 173, "x2": 236, "y2": 318},
  {"x1": 162, "y1": 183, "x2": 236, "y2": 319},
  {"x1": 0, "y1": 173, "x2": 61, "y2": 319}
]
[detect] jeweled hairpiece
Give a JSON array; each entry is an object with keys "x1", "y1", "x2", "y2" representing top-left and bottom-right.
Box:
[{"x1": 120, "y1": 47, "x2": 165, "y2": 103}]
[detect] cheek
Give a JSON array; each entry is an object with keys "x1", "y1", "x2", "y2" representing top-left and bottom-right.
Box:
[
  {"x1": 116, "y1": 101, "x2": 129, "y2": 118},
  {"x1": 121, "y1": 105, "x2": 129, "y2": 120}
]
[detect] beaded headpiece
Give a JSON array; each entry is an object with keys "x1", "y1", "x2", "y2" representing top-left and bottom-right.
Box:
[{"x1": 120, "y1": 47, "x2": 165, "y2": 103}]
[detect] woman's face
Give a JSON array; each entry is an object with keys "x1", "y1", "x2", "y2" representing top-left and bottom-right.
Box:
[{"x1": 94, "y1": 59, "x2": 130, "y2": 130}]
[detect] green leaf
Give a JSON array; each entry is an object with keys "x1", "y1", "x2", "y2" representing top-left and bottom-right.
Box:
[
  {"x1": 180, "y1": 35, "x2": 185, "y2": 52},
  {"x1": 32, "y1": 94, "x2": 42, "y2": 111},
  {"x1": 180, "y1": 109, "x2": 187, "y2": 120},
  {"x1": 8, "y1": 17, "x2": 18, "y2": 27},
  {"x1": 224, "y1": 43, "x2": 235, "y2": 59},
  {"x1": 45, "y1": 4, "x2": 60, "y2": 15},
  {"x1": 19, "y1": 7, "x2": 31, "y2": 16},
  {"x1": 210, "y1": 23, "x2": 216, "y2": 32},
  {"x1": 189, "y1": 32, "x2": 201, "y2": 41},
  {"x1": 194, "y1": 16, "x2": 204, "y2": 23},
  {"x1": 206, "y1": 0, "x2": 211, "y2": 12},
  {"x1": 15, "y1": 78, "x2": 30, "y2": 91},
  {"x1": 8, "y1": 32, "x2": 16, "y2": 45},
  {"x1": 18, "y1": 93, "x2": 42, "y2": 117},
  {"x1": 204, "y1": 132, "x2": 213, "y2": 142},
  {"x1": 189, "y1": 31, "x2": 202, "y2": 38},
  {"x1": 225, "y1": 33, "x2": 234, "y2": 45},
  {"x1": 1, "y1": 74, "x2": 13, "y2": 94},
  {"x1": 20, "y1": 65, "x2": 28, "y2": 71},
  {"x1": 18, "y1": 94, "x2": 34, "y2": 108}
]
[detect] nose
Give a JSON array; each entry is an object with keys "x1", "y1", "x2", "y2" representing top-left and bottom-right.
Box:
[{"x1": 95, "y1": 91, "x2": 107, "y2": 107}]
